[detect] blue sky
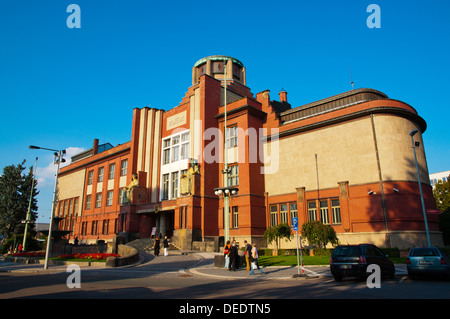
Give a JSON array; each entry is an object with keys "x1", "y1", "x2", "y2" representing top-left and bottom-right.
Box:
[{"x1": 1, "y1": 0, "x2": 449, "y2": 223}]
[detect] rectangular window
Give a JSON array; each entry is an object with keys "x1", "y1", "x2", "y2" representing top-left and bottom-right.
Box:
[
  {"x1": 95, "y1": 193, "x2": 102, "y2": 208},
  {"x1": 87, "y1": 170, "x2": 94, "y2": 185},
  {"x1": 181, "y1": 143, "x2": 189, "y2": 160},
  {"x1": 106, "y1": 190, "x2": 113, "y2": 206},
  {"x1": 308, "y1": 201, "x2": 317, "y2": 221},
  {"x1": 162, "y1": 174, "x2": 169, "y2": 200},
  {"x1": 64, "y1": 201, "x2": 68, "y2": 217},
  {"x1": 232, "y1": 206, "x2": 239, "y2": 228},
  {"x1": 85, "y1": 195, "x2": 91, "y2": 210},
  {"x1": 74, "y1": 198, "x2": 79, "y2": 216},
  {"x1": 171, "y1": 172, "x2": 179, "y2": 199},
  {"x1": 180, "y1": 206, "x2": 187, "y2": 229},
  {"x1": 119, "y1": 188, "x2": 125, "y2": 204},
  {"x1": 270, "y1": 205, "x2": 278, "y2": 226},
  {"x1": 171, "y1": 145, "x2": 179, "y2": 162},
  {"x1": 120, "y1": 160, "x2": 128, "y2": 176},
  {"x1": 320, "y1": 200, "x2": 329, "y2": 224},
  {"x1": 163, "y1": 148, "x2": 170, "y2": 165},
  {"x1": 228, "y1": 165, "x2": 239, "y2": 186},
  {"x1": 68, "y1": 199, "x2": 73, "y2": 217},
  {"x1": 226, "y1": 126, "x2": 238, "y2": 148},
  {"x1": 280, "y1": 204, "x2": 288, "y2": 224},
  {"x1": 290, "y1": 203, "x2": 298, "y2": 222},
  {"x1": 102, "y1": 219, "x2": 109, "y2": 235},
  {"x1": 91, "y1": 221, "x2": 98, "y2": 235},
  {"x1": 81, "y1": 222, "x2": 88, "y2": 235},
  {"x1": 98, "y1": 167, "x2": 104, "y2": 182},
  {"x1": 108, "y1": 163, "x2": 115, "y2": 180},
  {"x1": 331, "y1": 199, "x2": 341, "y2": 224}
]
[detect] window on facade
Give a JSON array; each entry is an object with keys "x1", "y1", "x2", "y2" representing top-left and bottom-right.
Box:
[
  {"x1": 68, "y1": 199, "x2": 73, "y2": 217},
  {"x1": 91, "y1": 221, "x2": 98, "y2": 235},
  {"x1": 280, "y1": 204, "x2": 288, "y2": 224},
  {"x1": 81, "y1": 222, "x2": 88, "y2": 235},
  {"x1": 109, "y1": 163, "x2": 115, "y2": 180},
  {"x1": 320, "y1": 200, "x2": 329, "y2": 224},
  {"x1": 290, "y1": 203, "x2": 298, "y2": 222},
  {"x1": 270, "y1": 205, "x2": 278, "y2": 226},
  {"x1": 180, "y1": 206, "x2": 187, "y2": 229},
  {"x1": 64, "y1": 201, "x2": 68, "y2": 217},
  {"x1": 171, "y1": 172, "x2": 179, "y2": 199},
  {"x1": 232, "y1": 206, "x2": 239, "y2": 228},
  {"x1": 171, "y1": 145, "x2": 179, "y2": 163},
  {"x1": 119, "y1": 188, "x2": 125, "y2": 204},
  {"x1": 228, "y1": 165, "x2": 239, "y2": 186},
  {"x1": 308, "y1": 201, "x2": 317, "y2": 221},
  {"x1": 163, "y1": 148, "x2": 170, "y2": 165},
  {"x1": 102, "y1": 219, "x2": 109, "y2": 235},
  {"x1": 87, "y1": 170, "x2": 94, "y2": 185},
  {"x1": 331, "y1": 199, "x2": 341, "y2": 224},
  {"x1": 162, "y1": 174, "x2": 169, "y2": 200},
  {"x1": 85, "y1": 195, "x2": 91, "y2": 210},
  {"x1": 120, "y1": 160, "x2": 128, "y2": 176},
  {"x1": 98, "y1": 167, "x2": 104, "y2": 182},
  {"x1": 95, "y1": 193, "x2": 102, "y2": 208},
  {"x1": 226, "y1": 126, "x2": 238, "y2": 149},
  {"x1": 106, "y1": 190, "x2": 113, "y2": 206},
  {"x1": 74, "y1": 198, "x2": 79, "y2": 216}
]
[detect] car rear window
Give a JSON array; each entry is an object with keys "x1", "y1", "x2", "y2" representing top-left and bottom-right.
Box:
[
  {"x1": 333, "y1": 246, "x2": 360, "y2": 257},
  {"x1": 410, "y1": 248, "x2": 439, "y2": 257}
]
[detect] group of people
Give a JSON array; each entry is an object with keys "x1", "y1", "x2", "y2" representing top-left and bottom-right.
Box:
[
  {"x1": 153, "y1": 236, "x2": 170, "y2": 256},
  {"x1": 223, "y1": 240, "x2": 264, "y2": 275}
]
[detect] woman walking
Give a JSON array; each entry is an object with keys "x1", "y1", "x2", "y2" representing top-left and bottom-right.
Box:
[{"x1": 250, "y1": 243, "x2": 263, "y2": 275}]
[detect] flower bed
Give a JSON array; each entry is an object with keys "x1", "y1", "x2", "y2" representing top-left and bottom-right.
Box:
[{"x1": 57, "y1": 253, "x2": 120, "y2": 261}]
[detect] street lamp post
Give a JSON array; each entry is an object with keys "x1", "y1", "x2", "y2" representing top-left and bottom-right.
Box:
[
  {"x1": 29, "y1": 145, "x2": 66, "y2": 269},
  {"x1": 409, "y1": 130, "x2": 431, "y2": 247}
]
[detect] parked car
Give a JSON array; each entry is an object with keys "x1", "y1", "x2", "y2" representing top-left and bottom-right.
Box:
[
  {"x1": 330, "y1": 244, "x2": 395, "y2": 281},
  {"x1": 407, "y1": 247, "x2": 450, "y2": 279}
]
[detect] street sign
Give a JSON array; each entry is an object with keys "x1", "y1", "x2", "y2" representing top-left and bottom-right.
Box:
[
  {"x1": 292, "y1": 217, "x2": 298, "y2": 231},
  {"x1": 426, "y1": 209, "x2": 442, "y2": 214}
]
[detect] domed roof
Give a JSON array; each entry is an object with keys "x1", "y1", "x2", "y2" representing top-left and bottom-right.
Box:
[{"x1": 193, "y1": 55, "x2": 244, "y2": 68}]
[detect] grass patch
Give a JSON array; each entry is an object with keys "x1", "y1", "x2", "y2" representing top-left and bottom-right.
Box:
[{"x1": 258, "y1": 255, "x2": 407, "y2": 266}]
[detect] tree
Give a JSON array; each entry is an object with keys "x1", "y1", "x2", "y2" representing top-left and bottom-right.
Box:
[
  {"x1": 0, "y1": 160, "x2": 39, "y2": 238},
  {"x1": 263, "y1": 223, "x2": 293, "y2": 254},
  {"x1": 301, "y1": 220, "x2": 339, "y2": 250},
  {"x1": 433, "y1": 176, "x2": 450, "y2": 244}
]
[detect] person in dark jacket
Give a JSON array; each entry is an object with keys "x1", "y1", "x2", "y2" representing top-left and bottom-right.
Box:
[
  {"x1": 228, "y1": 240, "x2": 239, "y2": 271},
  {"x1": 163, "y1": 236, "x2": 169, "y2": 256},
  {"x1": 154, "y1": 237, "x2": 160, "y2": 256}
]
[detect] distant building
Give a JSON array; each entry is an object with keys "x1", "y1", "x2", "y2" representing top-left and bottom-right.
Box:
[
  {"x1": 430, "y1": 170, "x2": 450, "y2": 188},
  {"x1": 55, "y1": 55, "x2": 443, "y2": 249}
]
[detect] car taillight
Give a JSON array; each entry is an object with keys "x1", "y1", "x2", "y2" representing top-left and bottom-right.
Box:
[
  {"x1": 441, "y1": 257, "x2": 447, "y2": 265},
  {"x1": 359, "y1": 256, "x2": 367, "y2": 264},
  {"x1": 407, "y1": 257, "x2": 411, "y2": 265}
]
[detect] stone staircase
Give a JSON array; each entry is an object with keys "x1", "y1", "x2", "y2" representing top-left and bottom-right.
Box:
[{"x1": 127, "y1": 238, "x2": 180, "y2": 253}]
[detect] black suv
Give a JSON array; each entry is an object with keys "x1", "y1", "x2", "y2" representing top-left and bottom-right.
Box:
[{"x1": 330, "y1": 244, "x2": 395, "y2": 281}]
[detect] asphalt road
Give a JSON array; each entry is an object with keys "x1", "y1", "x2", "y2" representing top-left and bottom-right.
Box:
[{"x1": 1, "y1": 251, "x2": 449, "y2": 307}]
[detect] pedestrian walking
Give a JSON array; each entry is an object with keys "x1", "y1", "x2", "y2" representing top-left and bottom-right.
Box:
[
  {"x1": 163, "y1": 236, "x2": 169, "y2": 256},
  {"x1": 250, "y1": 243, "x2": 263, "y2": 275},
  {"x1": 154, "y1": 236, "x2": 160, "y2": 256},
  {"x1": 228, "y1": 240, "x2": 239, "y2": 271},
  {"x1": 244, "y1": 240, "x2": 252, "y2": 271},
  {"x1": 224, "y1": 240, "x2": 231, "y2": 269}
]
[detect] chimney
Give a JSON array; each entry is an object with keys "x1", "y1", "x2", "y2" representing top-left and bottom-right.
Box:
[
  {"x1": 279, "y1": 90, "x2": 287, "y2": 102},
  {"x1": 93, "y1": 139, "x2": 99, "y2": 155}
]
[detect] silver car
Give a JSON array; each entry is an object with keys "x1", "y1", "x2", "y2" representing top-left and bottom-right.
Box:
[{"x1": 407, "y1": 247, "x2": 450, "y2": 279}]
